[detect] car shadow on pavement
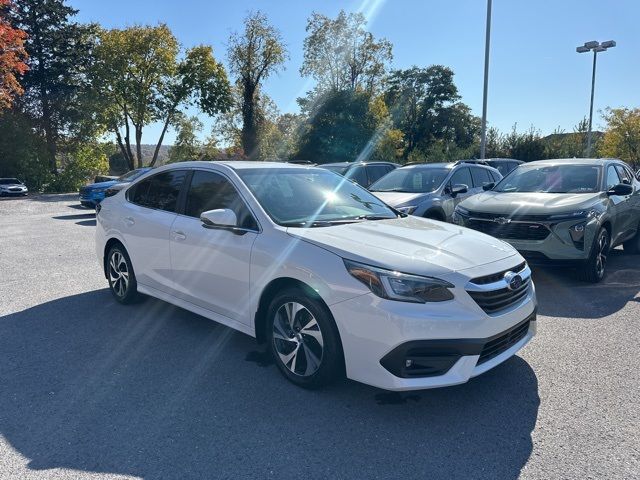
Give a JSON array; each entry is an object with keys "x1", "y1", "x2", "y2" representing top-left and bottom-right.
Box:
[
  {"x1": 52, "y1": 213, "x2": 96, "y2": 221},
  {"x1": 532, "y1": 249, "x2": 640, "y2": 319},
  {"x1": 0, "y1": 289, "x2": 539, "y2": 480}
]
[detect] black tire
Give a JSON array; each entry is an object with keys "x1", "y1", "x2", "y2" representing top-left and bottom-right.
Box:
[
  {"x1": 106, "y1": 244, "x2": 139, "y2": 304},
  {"x1": 623, "y1": 225, "x2": 640, "y2": 254},
  {"x1": 578, "y1": 228, "x2": 610, "y2": 283},
  {"x1": 266, "y1": 287, "x2": 344, "y2": 389}
]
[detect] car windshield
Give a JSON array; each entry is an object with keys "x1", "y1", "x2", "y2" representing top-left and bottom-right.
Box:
[
  {"x1": 321, "y1": 165, "x2": 349, "y2": 175},
  {"x1": 0, "y1": 178, "x2": 21, "y2": 185},
  {"x1": 369, "y1": 167, "x2": 449, "y2": 193},
  {"x1": 118, "y1": 169, "x2": 147, "y2": 182},
  {"x1": 237, "y1": 168, "x2": 398, "y2": 226},
  {"x1": 495, "y1": 165, "x2": 601, "y2": 193}
]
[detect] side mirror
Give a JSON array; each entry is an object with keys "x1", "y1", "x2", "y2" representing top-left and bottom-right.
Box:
[
  {"x1": 450, "y1": 184, "x2": 468, "y2": 196},
  {"x1": 607, "y1": 183, "x2": 633, "y2": 196},
  {"x1": 482, "y1": 182, "x2": 495, "y2": 191},
  {"x1": 200, "y1": 209, "x2": 238, "y2": 229}
]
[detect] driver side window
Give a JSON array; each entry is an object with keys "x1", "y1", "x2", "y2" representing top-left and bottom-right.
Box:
[{"x1": 449, "y1": 168, "x2": 472, "y2": 190}]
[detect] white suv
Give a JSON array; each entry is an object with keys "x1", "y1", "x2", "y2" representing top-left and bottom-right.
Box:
[{"x1": 96, "y1": 162, "x2": 536, "y2": 391}]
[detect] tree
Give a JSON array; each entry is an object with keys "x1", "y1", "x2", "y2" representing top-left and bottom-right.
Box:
[
  {"x1": 168, "y1": 116, "x2": 203, "y2": 162},
  {"x1": 227, "y1": 11, "x2": 287, "y2": 159},
  {"x1": 92, "y1": 25, "x2": 231, "y2": 169},
  {"x1": 599, "y1": 107, "x2": 640, "y2": 169},
  {"x1": 0, "y1": 0, "x2": 28, "y2": 109},
  {"x1": 301, "y1": 10, "x2": 392, "y2": 93},
  {"x1": 295, "y1": 89, "x2": 380, "y2": 163},
  {"x1": 384, "y1": 66, "x2": 478, "y2": 159},
  {"x1": 10, "y1": 0, "x2": 97, "y2": 174}
]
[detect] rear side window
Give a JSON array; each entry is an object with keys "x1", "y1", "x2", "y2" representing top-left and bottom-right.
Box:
[
  {"x1": 185, "y1": 170, "x2": 258, "y2": 230},
  {"x1": 366, "y1": 165, "x2": 393, "y2": 185},
  {"x1": 471, "y1": 167, "x2": 493, "y2": 187},
  {"x1": 128, "y1": 170, "x2": 187, "y2": 212},
  {"x1": 346, "y1": 166, "x2": 368, "y2": 187},
  {"x1": 449, "y1": 167, "x2": 472, "y2": 189}
]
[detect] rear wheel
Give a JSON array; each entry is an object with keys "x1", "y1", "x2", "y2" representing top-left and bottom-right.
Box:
[
  {"x1": 266, "y1": 288, "x2": 343, "y2": 389},
  {"x1": 578, "y1": 228, "x2": 610, "y2": 283},
  {"x1": 107, "y1": 245, "x2": 139, "y2": 304}
]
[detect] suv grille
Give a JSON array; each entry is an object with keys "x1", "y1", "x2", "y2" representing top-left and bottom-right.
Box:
[
  {"x1": 477, "y1": 319, "x2": 531, "y2": 365},
  {"x1": 467, "y1": 263, "x2": 531, "y2": 315},
  {"x1": 467, "y1": 219, "x2": 550, "y2": 240}
]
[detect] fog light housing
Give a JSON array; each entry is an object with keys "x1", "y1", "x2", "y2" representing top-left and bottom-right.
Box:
[{"x1": 569, "y1": 222, "x2": 586, "y2": 250}]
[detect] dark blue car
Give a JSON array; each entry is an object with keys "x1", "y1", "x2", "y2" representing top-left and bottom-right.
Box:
[{"x1": 79, "y1": 168, "x2": 152, "y2": 208}]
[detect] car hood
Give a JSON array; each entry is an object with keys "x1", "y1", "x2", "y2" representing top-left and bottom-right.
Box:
[
  {"x1": 287, "y1": 216, "x2": 517, "y2": 277},
  {"x1": 371, "y1": 191, "x2": 432, "y2": 207},
  {"x1": 85, "y1": 180, "x2": 118, "y2": 190},
  {"x1": 460, "y1": 191, "x2": 604, "y2": 215}
]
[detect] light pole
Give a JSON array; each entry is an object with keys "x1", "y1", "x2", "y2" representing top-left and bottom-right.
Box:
[
  {"x1": 576, "y1": 40, "x2": 616, "y2": 157},
  {"x1": 479, "y1": 0, "x2": 492, "y2": 160}
]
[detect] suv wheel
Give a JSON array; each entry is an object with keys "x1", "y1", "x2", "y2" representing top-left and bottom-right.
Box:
[
  {"x1": 107, "y1": 245, "x2": 139, "y2": 304},
  {"x1": 266, "y1": 288, "x2": 344, "y2": 389},
  {"x1": 623, "y1": 224, "x2": 640, "y2": 254},
  {"x1": 579, "y1": 228, "x2": 610, "y2": 283}
]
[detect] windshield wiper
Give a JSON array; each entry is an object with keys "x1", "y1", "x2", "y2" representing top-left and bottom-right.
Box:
[
  {"x1": 281, "y1": 219, "x2": 360, "y2": 228},
  {"x1": 353, "y1": 214, "x2": 397, "y2": 220},
  {"x1": 371, "y1": 188, "x2": 409, "y2": 192}
]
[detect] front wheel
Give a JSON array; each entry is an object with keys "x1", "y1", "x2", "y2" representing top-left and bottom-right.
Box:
[
  {"x1": 266, "y1": 288, "x2": 344, "y2": 389},
  {"x1": 107, "y1": 245, "x2": 139, "y2": 304},
  {"x1": 578, "y1": 228, "x2": 610, "y2": 283}
]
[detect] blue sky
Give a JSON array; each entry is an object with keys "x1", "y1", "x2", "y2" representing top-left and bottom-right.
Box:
[{"x1": 71, "y1": 0, "x2": 639, "y2": 145}]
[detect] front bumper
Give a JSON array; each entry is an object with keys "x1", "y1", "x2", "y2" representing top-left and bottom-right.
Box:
[
  {"x1": 0, "y1": 188, "x2": 28, "y2": 196},
  {"x1": 79, "y1": 191, "x2": 106, "y2": 207},
  {"x1": 330, "y1": 258, "x2": 537, "y2": 391}
]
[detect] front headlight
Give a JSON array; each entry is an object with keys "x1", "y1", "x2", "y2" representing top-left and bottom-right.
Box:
[
  {"x1": 396, "y1": 205, "x2": 417, "y2": 215},
  {"x1": 453, "y1": 206, "x2": 469, "y2": 225},
  {"x1": 548, "y1": 210, "x2": 599, "y2": 221},
  {"x1": 344, "y1": 259, "x2": 455, "y2": 303}
]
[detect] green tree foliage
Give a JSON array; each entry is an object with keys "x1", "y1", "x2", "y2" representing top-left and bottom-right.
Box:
[
  {"x1": 0, "y1": 111, "x2": 48, "y2": 188},
  {"x1": 296, "y1": 89, "x2": 380, "y2": 163},
  {"x1": 301, "y1": 10, "x2": 392, "y2": 93},
  {"x1": 91, "y1": 25, "x2": 231, "y2": 169},
  {"x1": 384, "y1": 66, "x2": 479, "y2": 160},
  {"x1": 168, "y1": 116, "x2": 204, "y2": 162},
  {"x1": 227, "y1": 11, "x2": 287, "y2": 159},
  {"x1": 10, "y1": 0, "x2": 97, "y2": 174},
  {"x1": 599, "y1": 107, "x2": 640, "y2": 168}
]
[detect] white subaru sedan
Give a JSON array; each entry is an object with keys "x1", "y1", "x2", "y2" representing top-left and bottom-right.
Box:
[{"x1": 95, "y1": 162, "x2": 536, "y2": 391}]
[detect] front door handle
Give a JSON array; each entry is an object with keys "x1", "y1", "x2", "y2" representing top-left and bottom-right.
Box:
[
  {"x1": 124, "y1": 216, "x2": 135, "y2": 226},
  {"x1": 172, "y1": 230, "x2": 186, "y2": 241}
]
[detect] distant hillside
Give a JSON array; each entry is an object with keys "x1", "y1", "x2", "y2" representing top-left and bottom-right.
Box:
[{"x1": 108, "y1": 144, "x2": 171, "y2": 174}]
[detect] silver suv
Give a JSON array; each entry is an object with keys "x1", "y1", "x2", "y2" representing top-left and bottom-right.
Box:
[
  {"x1": 369, "y1": 161, "x2": 502, "y2": 221},
  {"x1": 454, "y1": 158, "x2": 640, "y2": 282}
]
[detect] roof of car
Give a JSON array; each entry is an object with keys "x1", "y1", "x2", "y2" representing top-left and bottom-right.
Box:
[
  {"x1": 320, "y1": 161, "x2": 398, "y2": 167},
  {"x1": 524, "y1": 158, "x2": 624, "y2": 167}
]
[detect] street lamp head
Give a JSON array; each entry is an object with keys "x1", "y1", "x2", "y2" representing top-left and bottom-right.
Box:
[
  {"x1": 594, "y1": 46, "x2": 607, "y2": 52},
  {"x1": 601, "y1": 40, "x2": 616, "y2": 49},
  {"x1": 576, "y1": 46, "x2": 590, "y2": 53},
  {"x1": 584, "y1": 41, "x2": 600, "y2": 49}
]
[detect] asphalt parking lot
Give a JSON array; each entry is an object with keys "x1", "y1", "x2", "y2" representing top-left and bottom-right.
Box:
[{"x1": 0, "y1": 194, "x2": 638, "y2": 480}]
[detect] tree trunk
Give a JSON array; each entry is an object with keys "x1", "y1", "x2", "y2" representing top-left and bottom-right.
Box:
[
  {"x1": 134, "y1": 125, "x2": 143, "y2": 168},
  {"x1": 150, "y1": 111, "x2": 174, "y2": 167},
  {"x1": 114, "y1": 128, "x2": 134, "y2": 171},
  {"x1": 241, "y1": 81, "x2": 259, "y2": 160}
]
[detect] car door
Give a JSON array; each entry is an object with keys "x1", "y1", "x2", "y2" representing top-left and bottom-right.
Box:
[
  {"x1": 614, "y1": 164, "x2": 640, "y2": 239},
  {"x1": 121, "y1": 170, "x2": 188, "y2": 294},
  {"x1": 604, "y1": 165, "x2": 629, "y2": 244},
  {"x1": 170, "y1": 169, "x2": 259, "y2": 324},
  {"x1": 442, "y1": 167, "x2": 474, "y2": 220}
]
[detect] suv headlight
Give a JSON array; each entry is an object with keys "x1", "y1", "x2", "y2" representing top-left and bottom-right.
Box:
[
  {"x1": 344, "y1": 259, "x2": 454, "y2": 303},
  {"x1": 548, "y1": 210, "x2": 599, "y2": 221},
  {"x1": 452, "y1": 206, "x2": 469, "y2": 225},
  {"x1": 396, "y1": 205, "x2": 417, "y2": 215}
]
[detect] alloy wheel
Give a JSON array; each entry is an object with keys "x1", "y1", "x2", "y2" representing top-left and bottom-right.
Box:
[
  {"x1": 595, "y1": 231, "x2": 609, "y2": 279},
  {"x1": 272, "y1": 302, "x2": 324, "y2": 377},
  {"x1": 109, "y1": 251, "x2": 130, "y2": 298}
]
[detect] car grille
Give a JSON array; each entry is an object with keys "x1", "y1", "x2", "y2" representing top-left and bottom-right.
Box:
[
  {"x1": 467, "y1": 263, "x2": 531, "y2": 315},
  {"x1": 466, "y1": 219, "x2": 550, "y2": 240},
  {"x1": 8, "y1": 187, "x2": 22, "y2": 192},
  {"x1": 477, "y1": 318, "x2": 531, "y2": 365}
]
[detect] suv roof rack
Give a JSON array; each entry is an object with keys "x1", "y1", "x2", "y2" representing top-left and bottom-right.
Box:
[{"x1": 453, "y1": 159, "x2": 489, "y2": 166}]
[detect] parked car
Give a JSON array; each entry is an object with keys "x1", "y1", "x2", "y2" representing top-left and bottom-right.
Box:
[
  {"x1": 0, "y1": 178, "x2": 28, "y2": 196},
  {"x1": 454, "y1": 158, "x2": 640, "y2": 282},
  {"x1": 369, "y1": 161, "x2": 502, "y2": 221},
  {"x1": 79, "y1": 168, "x2": 152, "y2": 208},
  {"x1": 319, "y1": 161, "x2": 398, "y2": 188},
  {"x1": 96, "y1": 161, "x2": 536, "y2": 391}
]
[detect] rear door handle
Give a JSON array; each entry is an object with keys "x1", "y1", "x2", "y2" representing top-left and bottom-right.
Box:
[
  {"x1": 124, "y1": 216, "x2": 135, "y2": 226},
  {"x1": 172, "y1": 230, "x2": 186, "y2": 241}
]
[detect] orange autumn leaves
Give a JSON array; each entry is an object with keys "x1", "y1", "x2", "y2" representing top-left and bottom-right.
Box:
[{"x1": 0, "y1": 0, "x2": 28, "y2": 109}]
